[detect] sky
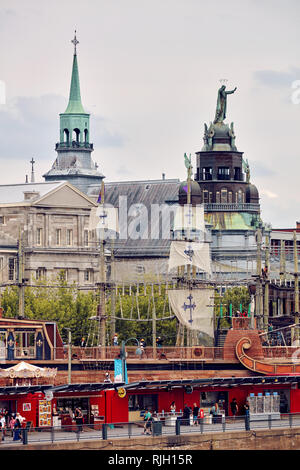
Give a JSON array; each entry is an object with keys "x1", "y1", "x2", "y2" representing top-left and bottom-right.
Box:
[{"x1": 0, "y1": 0, "x2": 300, "y2": 228}]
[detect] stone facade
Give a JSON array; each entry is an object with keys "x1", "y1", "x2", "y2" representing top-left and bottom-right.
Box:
[{"x1": 0, "y1": 181, "x2": 101, "y2": 289}]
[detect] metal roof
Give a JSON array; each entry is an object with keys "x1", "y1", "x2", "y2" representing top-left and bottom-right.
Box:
[
  {"x1": 0, "y1": 385, "x2": 51, "y2": 396},
  {"x1": 88, "y1": 179, "x2": 181, "y2": 258},
  {"x1": 0, "y1": 181, "x2": 66, "y2": 204},
  {"x1": 121, "y1": 375, "x2": 300, "y2": 390}
]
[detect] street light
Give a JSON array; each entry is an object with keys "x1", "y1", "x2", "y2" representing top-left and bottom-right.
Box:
[
  {"x1": 120, "y1": 338, "x2": 139, "y2": 383},
  {"x1": 64, "y1": 328, "x2": 72, "y2": 384},
  {"x1": 248, "y1": 281, "x2": 257, "y2": 329}
]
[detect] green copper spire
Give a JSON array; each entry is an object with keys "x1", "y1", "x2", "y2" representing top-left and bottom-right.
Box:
[{"x1": 64, "y1": 31, "x2": 86, "y2": 114}]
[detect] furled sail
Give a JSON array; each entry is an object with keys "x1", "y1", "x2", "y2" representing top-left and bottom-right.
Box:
[
  {"x1": 168, "y1": 288, "x2": 214, "y2": 335},
  {"x1": 168, "y1": 241, "x2": 211, "y2": 273}
]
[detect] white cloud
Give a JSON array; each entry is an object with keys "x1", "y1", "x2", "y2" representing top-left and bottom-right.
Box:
[{"x1": 0, "y1": 0, "x2": 299, "y2": 228}]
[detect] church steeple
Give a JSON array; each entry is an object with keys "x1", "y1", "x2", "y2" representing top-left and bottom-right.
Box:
[
  {"x1": 43, "y1": 31, "x2": 104, "y2": 193},
  {"x1": 64, "y1": 32, "x2": 86, "y2": 114}
]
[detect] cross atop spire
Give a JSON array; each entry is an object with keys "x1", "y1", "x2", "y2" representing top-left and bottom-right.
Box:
[{"x1": 71, "y1": 30, "x2": 79, "y2": 55}]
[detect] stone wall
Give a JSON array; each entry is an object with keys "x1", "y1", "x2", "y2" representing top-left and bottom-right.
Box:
[{"x1": 3, "y1": 427, "x2": 300, "y2": 451}]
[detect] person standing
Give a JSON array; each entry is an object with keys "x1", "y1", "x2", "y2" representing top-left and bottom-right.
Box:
[
  {"x1": 230, "y1": 398, "x2": 238, "y2": 419},
  {"x1": 170, "y1": 401, "x2": 176, "y2": 414},
  {"x1": 75, "y1": 407, "x2": 83, "y2": 433},
  {"x1": 210, "y1": 402, "x2": 219, "y2": 424},
  {"x1": 0, "y1": 414, "x2": 5, "y2": 441},
  {"x1": 192, "y1": 403, "x2": 199, "y2": 425},
  {"x1": 113, "y1": 334, "x2": 119, "y2": 346},
  {"x1": 183, "y1": 404, "x2": 191, "y2": 426}
]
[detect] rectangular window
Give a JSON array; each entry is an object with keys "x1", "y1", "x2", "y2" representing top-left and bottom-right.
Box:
[
  {"x1": 84, "y1": 269, "x2": 92, "y2": 282},
  {"x1": 217, "y1": 167, "x2": 230, "y2": 180},
  {"x1": 36, "y1": 267, "x2": 46, "y2": 279},
  {"x1": 15, "y1": 331, "x2": 35, "y2": 358},
  {"x1": 36, "y1": 228, "x2": 43, "y2": 246},
  {"x1": 56, "y1": 229, "x2": 61, "y2": 245},
  {"x1": 0, "y1": 216, "x2": 5, "y2": 225},
  {"x1": 216, "y1": 191, "x2": 220, "y2": 203},
  {"x1": 202, "y1": 167, "x2": 213, "y2": 181},
  {"x1": 67, "y1": 229, "x2": 73, "y2": 246},
  {"x1": 84, "y1": 230, "x2": 89, "y2": 247},
  {"x1": 8, "y1": 258, "x2": 15, "y2": 281},
  {"x1": 58, "y1": 269, "x2": 67, "y2": 281}
]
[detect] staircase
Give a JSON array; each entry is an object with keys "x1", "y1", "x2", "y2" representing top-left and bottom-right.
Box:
[{"x1": 216, "y1": 331, "x2": 228, "y2": 348}]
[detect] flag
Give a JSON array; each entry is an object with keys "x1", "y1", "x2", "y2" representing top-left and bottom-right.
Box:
[{"x1": 97, "y1": 180, "x2": 105, "y2": 204}]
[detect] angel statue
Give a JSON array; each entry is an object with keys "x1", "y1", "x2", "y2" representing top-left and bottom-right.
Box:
[
  {"x1": 242, "y1": 158, "x2": 250, "y2": 183},
  {"x1": 184, "y1": 153, "x2": 193, "y2": 180}
]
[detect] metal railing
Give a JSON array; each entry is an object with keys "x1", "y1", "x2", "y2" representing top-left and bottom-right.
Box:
[{"x1": 3, "y1": 412, "x2": 300, "y2": 446}]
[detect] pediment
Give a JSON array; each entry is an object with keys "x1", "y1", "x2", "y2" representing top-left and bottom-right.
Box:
[{"x1": 33, "y1": 183, "x2": 97, "y2": 208}]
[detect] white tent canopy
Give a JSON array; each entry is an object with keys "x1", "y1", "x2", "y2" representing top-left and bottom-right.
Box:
[{"x1": 0, "y1": 361, "x2": 57, "y2": 378}]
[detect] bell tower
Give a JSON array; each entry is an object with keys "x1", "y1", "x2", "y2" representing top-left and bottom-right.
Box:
[{"x1": 43, "y1": 31, "x2": 104, "y2": 193}]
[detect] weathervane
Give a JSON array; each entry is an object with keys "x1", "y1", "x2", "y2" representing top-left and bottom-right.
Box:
[{"x1": 71, "y1": 30, "x2": 79, "y2": 55}]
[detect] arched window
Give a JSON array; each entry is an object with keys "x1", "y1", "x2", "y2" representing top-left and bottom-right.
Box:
[
  {"x1": 228, "y1": 191, "x2": 233, "y2": 203},
  {"x1": 84, "y1": 129, "x2": 88, "y2": 143},
  {"x1": 221, "y1": 188, "x2": 228, "y2": 203},
  {"x1": 202, "y1": 190, "x2": 209, "y2": 203},
  {"x1": 236, "y1": 190, "x2": 244, "y2": 203},
  {"x1": 72, "y1": 128, "x2": 80, "y2": 143},
  {"x1": 63, "y1": 128, "x2": 69, "y2": 144}
]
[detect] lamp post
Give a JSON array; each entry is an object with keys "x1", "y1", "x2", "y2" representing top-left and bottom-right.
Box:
[
  {"x1": 120, "y1": 338, "x2": 139, "y2": 384},
  {"x1": 248, "y1": 282, "x2": 256, "y2": 329},
  {"x1": 64, "y1": 328, "x2": 72, "y2": 384}
]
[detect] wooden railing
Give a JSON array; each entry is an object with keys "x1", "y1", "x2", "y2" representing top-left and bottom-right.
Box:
[{"x1": 53, "y1": 346, "x2": 225, "y2": 361}]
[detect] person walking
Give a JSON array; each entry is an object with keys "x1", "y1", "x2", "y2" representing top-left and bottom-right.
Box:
[
  {"x1": 230, "y1": 398, "x2": 238, "y2": 419},
  {"x1": 13, "y1": 417, "x2": 21, "y2": 441},
  {"x1": 143, "y1": 409, "x2": 152, "y2": 435}
]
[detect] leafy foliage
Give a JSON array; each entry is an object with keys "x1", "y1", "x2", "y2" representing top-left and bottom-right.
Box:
[
  {"x1": 214, "y1": 286, "x2": 251, "y2": 329},
  {"x1": 1, "y1": 276, "x2": 178, "y2": 346}
]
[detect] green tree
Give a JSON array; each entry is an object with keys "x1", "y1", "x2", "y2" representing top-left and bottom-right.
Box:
[
  {"x1": 1, "y1": 272, "x2": 98, "y2": 345},
  {"x1": 214, "y1": 286, "x2": 251, "y2": 329}
]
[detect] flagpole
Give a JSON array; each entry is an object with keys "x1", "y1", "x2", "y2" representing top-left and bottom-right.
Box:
[{"x1": 98, "y1": 181, "x2": 106, "y2": 358}]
